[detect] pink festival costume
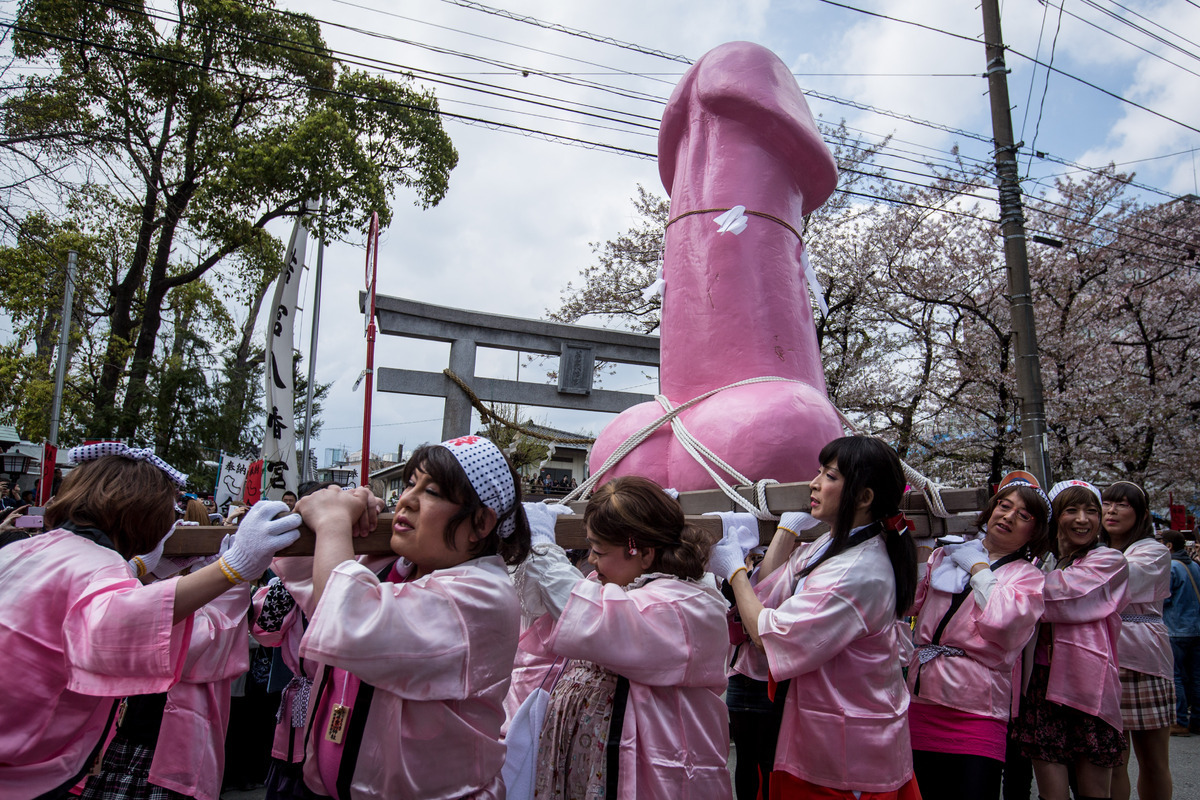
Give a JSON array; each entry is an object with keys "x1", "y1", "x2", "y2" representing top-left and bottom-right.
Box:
[
  {"x1": 1116, "y1": 538, "x2": 1173, "y2": 682},
  {"x1": 530, "y1": 583, "x2": 732, "y2": 800},
  {"x1": 251, "y1": 581, "x2": 315, "y2": 765},
  {"x1": 136, "y1": 581, "x2": 250, "y2": 800},
  {"x1": 273, "y1": 554, "x2": 520, "y2": 800},
  {"x1": 515, "y1": 548, "x2": 733, "y2": 800},
  {"x1": 0, "y1": 529, "x2": 194, "y2": 799},
  {"x1": 907, "y1": 547, "x2": 1045, "y2": 725},
  {"x1": 1041, "y1": 545, "x2": 1129, "y2": 730},
  {"x1": 756, "y1": 530, "x2": 913, "y2": 793},
  {"x1": 589, "y1": 41, "x2": 843, "y2": 491}
]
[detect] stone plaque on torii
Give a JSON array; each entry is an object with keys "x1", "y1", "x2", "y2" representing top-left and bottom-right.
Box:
[{"x1": 363, "y1": 292, "x2": 662, "y2": 442}]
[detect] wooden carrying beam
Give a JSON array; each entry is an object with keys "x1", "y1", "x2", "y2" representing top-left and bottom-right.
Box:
[{"x1": 163, "y1": 481, "x2": 988, "y2": 557}]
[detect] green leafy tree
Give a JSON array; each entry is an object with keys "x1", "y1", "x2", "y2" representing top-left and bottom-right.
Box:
[{"x1": 4, "y1": 0, "x2": 457, "y2": 441}]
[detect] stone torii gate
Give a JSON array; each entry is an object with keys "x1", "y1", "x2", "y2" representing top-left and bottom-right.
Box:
[{"x1": 364, "y1": 292, "x2": 661, "y2": 442}]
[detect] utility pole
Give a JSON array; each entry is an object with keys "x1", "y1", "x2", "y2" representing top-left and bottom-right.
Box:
[
  {"x1": 981, "y1": 0, "x2": 1052, "y2": 486},
  {"x1": 48, "y1": 250, "x2": 78, "y2": 446}
]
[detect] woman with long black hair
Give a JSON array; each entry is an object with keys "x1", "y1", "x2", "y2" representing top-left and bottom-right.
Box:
[{"x1": 713, "y1": 435, "x2": 920, "y2": 799}]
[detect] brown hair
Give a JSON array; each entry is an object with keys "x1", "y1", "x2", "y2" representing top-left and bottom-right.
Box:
[
  {"x1": 1049, "y1": 485, "x2": 1102, "y2": 561},
  {"x1": 584, "y1": 475, "x2": 709, "y2": 581},
  {"x1": 183, "y1": 498, "x2": 209, "y2": 524},
  {"x1": 401, "y1": 444, "x2": 531, "y2": 566},
  {"x1": 44, "y1": 456, "x2": 177, "y2": 558},
  {"x1": 975, "y1": 484, "x2": 1051, "y2": 560}
]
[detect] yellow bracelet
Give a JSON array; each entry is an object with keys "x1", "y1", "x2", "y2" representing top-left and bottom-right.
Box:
[{"x1": 216, "y1": 557, "x2": 243, "y2": 585}]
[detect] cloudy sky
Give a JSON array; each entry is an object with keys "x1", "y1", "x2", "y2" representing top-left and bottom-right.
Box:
[
  {"x1": 14, "y1": 0, "x2": 1193, "y2": 470},
  {"x1": 273, "y1": 0, "x2": 1199, "y2": 470}
]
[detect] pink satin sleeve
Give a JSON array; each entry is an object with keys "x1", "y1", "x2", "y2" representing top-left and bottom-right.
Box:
[
  {"x1": 1043, "y1": 547, "x2": 1128, "y2": 624},
  {"x1": 64, "y1": 573, "x2": 194, "y2": 695},
  {"x1": 301, "y1": 559, "x2": 519, "y2": 700},
  {"x1": 550, "y1": 578, "x2": 729, "y2": 688}
]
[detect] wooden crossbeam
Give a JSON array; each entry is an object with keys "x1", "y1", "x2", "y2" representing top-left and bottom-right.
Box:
[{"x1": 161, "y1": 481, "x2": 988, "y2": 557}]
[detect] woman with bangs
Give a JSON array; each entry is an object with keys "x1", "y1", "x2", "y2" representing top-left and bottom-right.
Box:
[
  {"x1": 1012, "y1": 481, "x2": 1129, "y2": 800},
  {"x1": 513, "y1": 475, "x2": 731, "y2": 800},
  {"x1": 271, "y1": 436, "x2": 531, "y2": 800},
  {"x1": 713, "y1": 435, "x2": 920, "y2": 800},
  {"x1": 906, "y1": 474, "x2": 1051, "y2": 800},
  {"x1": 1100, "y1": 481, "x2": 1173, "y2": 800}
]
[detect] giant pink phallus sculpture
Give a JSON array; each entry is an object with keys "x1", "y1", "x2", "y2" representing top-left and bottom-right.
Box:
[{"x1": 588, "y1": 41, "x2": 844, "y2": 493}]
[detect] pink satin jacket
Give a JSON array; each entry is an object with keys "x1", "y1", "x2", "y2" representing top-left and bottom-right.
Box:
[
  {"x1": 756, "y1": 531, "x2": 912, "y2": 793},
  {"x1": 251, "y1": 583, "x2": 314, "y2": 762},
  {"x1": 523, "y1": 573, "x2": 733, "y2": 800},
  {"x1": 0, "y1": 530, "x2": 193, "y2": 799},
  {"x1": 907, "y1": 549, "x2": 1045, "y2": 720},
  {"x1": 1116, "y1": 538, "x2": 1172, "y2": 680},
  {"x1": 277, "y1": 555, "x2": 519, "y2": 800},
  {"x1": 148, "y1": 582, "x2": 250, "y2": 800},
  {"x1": 1042, "y1": 545, "x2": 1129, "y2": 730}
]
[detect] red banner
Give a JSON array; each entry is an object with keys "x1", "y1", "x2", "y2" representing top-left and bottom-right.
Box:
[{"x1": 243, "y1": 459, "x2": 264, "y2": 506}]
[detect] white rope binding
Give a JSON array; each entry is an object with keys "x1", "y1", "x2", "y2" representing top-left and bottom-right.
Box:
[{"x1": 557, "y1": 376, "x2": 821, "y2": 519}]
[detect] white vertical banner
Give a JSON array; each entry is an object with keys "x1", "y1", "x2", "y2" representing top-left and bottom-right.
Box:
[
  {"x1": 261, "y1": 209, "x2": 309, "y2": 501},
  {"x1": 215, "y1": 453, "x2": 252, "y2": 517}
]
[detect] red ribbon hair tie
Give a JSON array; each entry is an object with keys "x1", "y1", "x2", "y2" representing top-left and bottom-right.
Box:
[{"x1": 883, "y1": 512, "x2": 914, "y2": 535}]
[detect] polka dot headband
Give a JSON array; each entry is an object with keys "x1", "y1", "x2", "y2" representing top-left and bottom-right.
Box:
[
  {"x1": 68, "y1": 442, "x2": 188, "y2": 487},
  {"x1": 438, "y1": 436, "x2": 517, "y2": 538}
]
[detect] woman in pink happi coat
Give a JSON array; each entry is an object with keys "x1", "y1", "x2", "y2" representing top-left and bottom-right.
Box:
[
  {"x1": 81, "y1": 542, "x2": 251, "y2": 800},
  {"x1": 272, "y1": 436, "x2": 531, "y2": 800},
  {"x1": 1101, "y1": 480, "x2": 1174, "y2": 800},
  {"x1": 0, "y1": 444, "x2": 301, "y2": 800},
  {"x1": 906, "y1": 474, "x2": 1051, "y2": 800},
  {"x1": 513, "y1": 475, "x2": 731, "y2": 800},
  {"x1": 714, "y1": 435, "x2": 921, "y2": 800},
  {"x1": 1011, "y1": 480, "x2": 1130, "y2": 800}
]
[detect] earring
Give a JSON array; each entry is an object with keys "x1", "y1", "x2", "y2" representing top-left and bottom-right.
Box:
[{"x1": 627, "y1": 536, "x2": 638, "y2": 556}]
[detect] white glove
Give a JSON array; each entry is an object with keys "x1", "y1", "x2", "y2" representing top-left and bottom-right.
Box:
[
  {"x1": 219, "y1": 501, "x2": 302, "y2": 583},
  {"x1": 153, "y1": 531, "x2": 230, "y2": 578},
  {"x1": 704, "y1": 511, "x2": 760, "y2": 542},
  {"x1": 950, "y1": 538, "x2": 989, "y2": 574},
  {"x1": 706, "y1": 519, "x2": 760, "y2": 580},
  {"x1": 523, "y1": 501, "x2": 574, "y2": 547},
  {"x1": 129, "y1": 524, "x2": 177, "y2": 578},
  {"x1": 777, "y1": 511, "x2": 821, "y2": 536}
]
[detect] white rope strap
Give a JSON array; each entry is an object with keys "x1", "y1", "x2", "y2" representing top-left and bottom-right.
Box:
[{"x1": 558, "y1": 376, "x2": 816, "y2": 519}]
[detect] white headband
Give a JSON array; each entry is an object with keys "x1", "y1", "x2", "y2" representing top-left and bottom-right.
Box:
[
  {"x1": 438, "y1": 436, "x2": 516, "y2": 538},
  {"x1": 1049, "y1": 479, "x2": 1103, "y2": 507},
  {"x1": 68, "y1": 442, "x2": 188, "y2": 487}
]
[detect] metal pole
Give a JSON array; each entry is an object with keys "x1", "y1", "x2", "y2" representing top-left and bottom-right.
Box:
[
  {"x1": 981, "y1": 0, "x2": 1052, "y2": 486},
  {"x1": 48, "y1": 250, "x2": 78, "y2": 446},
  {"x1": 301, "y1": 198, "x2": 327, "y2": 482},
  {"x1": 361, "y1": 214, "x2": 380, "y2": 487}
]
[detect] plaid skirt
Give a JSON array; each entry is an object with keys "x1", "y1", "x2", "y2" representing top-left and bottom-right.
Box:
[
  {"x1": 1011, "y1": 664, "x2": 1126, "y2": 768},
  {"x1": 1120, "y1": 667, "x2": 1175, "y2": 731},
  {"x1": 79, "y1": 734, "x2": 187, "y2": 800}
]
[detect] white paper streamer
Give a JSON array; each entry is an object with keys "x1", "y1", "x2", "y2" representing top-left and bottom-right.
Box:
[
  {"x1": 713, "y1": 205, "x2": 748, "y2": 235},
  {"x1": 800, "y1": 244, "x2": 829, "y2": 319}
]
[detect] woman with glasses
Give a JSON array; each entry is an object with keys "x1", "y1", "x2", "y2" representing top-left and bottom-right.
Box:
[
  {"x1": 1101, "y1": 481, "x2": 1173, "y2": 800},
  {"x1": 1012, "y1": 480, "x2": 1129, "y2": 800},
  {"x1": 906, "y1": 473, "x2": 1050, "y2": 800}
]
